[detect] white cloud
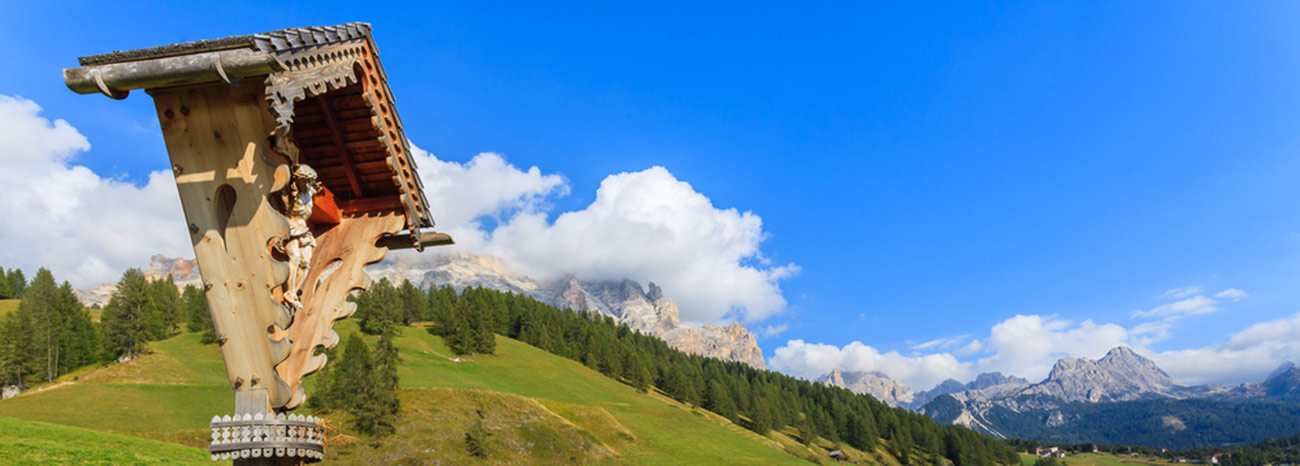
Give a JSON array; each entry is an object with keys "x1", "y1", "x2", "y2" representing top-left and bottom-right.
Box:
[
  {"x1": 774, "y1": 291, "x2": 1292, "y2": 388},
  {"x1": 475, "y1": 165, "x2": 797, "y2": 324},
  {"x1": 0, "y1": 95, "x2": 188, "y2": 287},
  {"x1": 404, "y1": 146, "x2": 796, "y2": 325},
  {"x1": 975, "y1": 315, "x2": 1132, "y2": 382},
  {"x1": 1162, "y1": 286, "x2": 1203, "y2": 299},
  {"x1": 760, "y1": 324, "x2": 789, "y2": 338},
  {"x1": 771, "y1": 339, "x2": 970, "y2": 389},
  {"x1": 1215, "y1": 288, "x2": 1248, "y2": 301},
  {"x1": 772, "y1": 314, "x2": 1150, "y2": 388},
  {"x1": 911, "y1": 335, "x2": 970, "y2": 351},
  {"x1": 407, "y1": 146, "x2": 567, "y2": 251},
  {"x1": 955, "y1": 339, "x2": 984, "y2": 357},
  {"x1": 1150, "y1": 313, "x2": 1300, "y2": 385},
  {"x1": 1131, "y1": 295, "x2": 1218, "y2": 319}
]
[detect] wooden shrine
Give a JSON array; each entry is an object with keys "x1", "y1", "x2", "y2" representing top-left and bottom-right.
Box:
[{"x1": 63, "y1": 23, "x2": 452, "y2": 462}]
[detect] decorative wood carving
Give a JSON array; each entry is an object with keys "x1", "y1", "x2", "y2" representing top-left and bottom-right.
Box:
[
  {"x1": 66, "y1": 23, "x2": 452, "y2": 423},
  {"x1": 150, "y1": 80, "x2": 295, "y2": 410},
  {"x1": 276, "y1": 212, "x2": 404, "y2": 409}
]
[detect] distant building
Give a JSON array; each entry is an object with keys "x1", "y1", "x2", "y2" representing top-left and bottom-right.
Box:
[{"x1": 828, "y1": 450, "x2": 847, "y2": 462}]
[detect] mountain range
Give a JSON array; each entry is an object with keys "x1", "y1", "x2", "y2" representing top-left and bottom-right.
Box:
[
  {"x1": 367, "y1": 253, "x2": 767, "y2": 369},
  {"x1": 74, "y1": 253, "x2": 767, "y2": 370},
  {"x1": 817, "y1": 347, "x2": 1300, "y2": 447}
]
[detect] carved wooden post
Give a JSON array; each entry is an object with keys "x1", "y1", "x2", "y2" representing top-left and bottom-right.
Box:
[{"x1": 63, "y1": 23, "x2": 452, "y2": 464}]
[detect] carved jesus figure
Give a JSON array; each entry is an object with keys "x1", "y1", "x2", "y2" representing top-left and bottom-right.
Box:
[{"x1": 280, "y1": 164, "x2": 320, "y2": 313}]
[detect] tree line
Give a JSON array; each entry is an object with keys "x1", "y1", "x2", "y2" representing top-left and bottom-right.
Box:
[
  {"x1": 1009, "y1": 433, "x2": 1300, "y2": 466},
  {"x1": 0, "y1": 266, "x2": 215, "y2": 388},
  {"x1": 340, "y1": 278, "x2": 1020, "y2": 465}
]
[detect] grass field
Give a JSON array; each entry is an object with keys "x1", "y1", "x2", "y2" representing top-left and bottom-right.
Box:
[
  {"x1": 0, "y1": 299, "x2": 18, "y2": 317},
  {"x1": 0, "y1": 321, "x2": 823, "y2": 464},
  {"x1": 1020, "y1": 452, "x2": 1171, "y2": 465},
  {"x1": 0, "y1": 416, "x2": 209, "y2": 465}
]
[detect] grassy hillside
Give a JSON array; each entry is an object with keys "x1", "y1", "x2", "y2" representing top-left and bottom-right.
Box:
[
  {"x1": 0, "y1": 299, "x2": 18, "y2": 317},
  {"x1": 0, "y1": 321, "x2": 845, "y2": 464},
  {"x1": 0, "y1": 416, "x2": 209, "y2": 465},
  {"x1": 1020, "y1": 452, "x2": 1171, "y2": 465}
]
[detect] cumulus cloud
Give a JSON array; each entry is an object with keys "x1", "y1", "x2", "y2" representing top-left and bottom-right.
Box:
[
  {"x1": 402, "y1": 145, "x2": 797, "y2": 325},
  {"x1": 1, "y1": 95, "x2": 794, "y2": 325},
  {"x1": 480, "y1": 166, "x2": 796, "y2": 323},
  {"x1": 772, "y1": 339, "x2": 969, "y2": 389},
  {"x1": 1215, "y1": 288, "x2": 1248, "y2": 301},
  {"x1": 407, "y1": 146, "x2": 567, "y2": 251},
  {"x1": 1150, "y1": 313, "x2": 1300, "y2": 385},
  {"x1": 404, "y1": 153, "x2": 796, "y2": 324},
  {"x1": 772, "y1": 288, "x2": 1286, "y2": 388},
  {"x1": 0, "y1": 95, "x2": 189, "y2": 287}
]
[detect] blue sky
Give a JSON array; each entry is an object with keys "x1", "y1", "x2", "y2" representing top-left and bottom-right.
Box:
[{"x1": 4, "y1": 1, "x2": 1300, "y2": 387}]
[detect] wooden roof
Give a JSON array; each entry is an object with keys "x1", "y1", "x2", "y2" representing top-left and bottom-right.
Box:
[{"x1": 66, "y1": 23, "x2": 445, "y2": 248}]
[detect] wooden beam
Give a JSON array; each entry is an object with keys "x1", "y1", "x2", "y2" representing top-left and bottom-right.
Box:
[
  {"x1": 315, "y1": 96, "x2": 365, "y2": 198},
  {"x1": 338, "y1": 196, "x2": 403, "y2": 215}
]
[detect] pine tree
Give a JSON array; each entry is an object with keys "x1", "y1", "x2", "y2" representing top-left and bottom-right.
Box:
[
  {"x1": 355, "y1": 333, "x2": 400, "y2": 436},
  {"x1": 183, "y1": 285, "x2": 216, "y2": 343},
  {"x1": 472, "y1": 302, "x2": 495, "y2": 355},
  {"x1": 0, "y1": 266, "x2": 10, "y2": 299},
  {"x1": 799, "y1": 416, "x2": 818, "y2": 446},
  {"x1": 22, "y1": 269, "x2": 61, "y2": 383},
  {"x1": 149, "y1": 276, "x2": 182, "y2": 337},
  {"x1": 427, "y1": 285, "x2": 457, "y2": 329},
  {"x1": 0, "y1": 291, "x2": 37, "y2": 386},
  {"x1": 354, "y1": 278, "x2": 402, "y2": 336},
  {"x1": 7, "y1": 268, "x2": 26, "y2": 299},
  {"x1": 465, "y1": 417, "x2": 490, "y2": 458},
  {"x1": 317, "y1": 333, "x2": 371, "y2": 412},
  {"x1": 705, "y1": 379, "x2": 738, "y2": 420},
  {"x1": 397, "y1": 279, "x2": 426, "y2": 325},
  {"x1": 751, "y1": 398, "x2": 774, "y2": 435},
  {"x1": 56, "y1": 282, "x2": 99, "y2": 372},
  {"x1": 448, "y1": 299, "x2": 476, "y2": 356},
  {"x1": 102, "y1": 269, "x2": 152, "y2": 360}
]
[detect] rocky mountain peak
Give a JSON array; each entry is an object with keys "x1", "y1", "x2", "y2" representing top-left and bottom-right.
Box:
[
  {"x1": 1032, "y1": 346, "x2": 1177, "y2": 402},
  {"x1": 78, "y1": 252, "x2": 771, "y2": 371},
  {"x1": 74, "y1": 254, "x2": 201, "y2": 307},
  {"x1": 647, "y1": 282, "x2": 664, "y2": 302},
  {"x1": 930, "y1": 379, "x2": 968, "y2": 397},
  {"x1": 970, "y1": 372, "x2": 1027, "y2": 390},
  {"x1": 1267, "y1": 362, "x2": 1297, "y2": 381},
  {"x1": 816, "y1": 369, "x2": 919, "y2": 407},
  {"x1": 1262, "y1": 362, "x2": 1300, "y2": 397},
  {"x1": 367, "y1": 253, "x2": 765, "y2": 369}
]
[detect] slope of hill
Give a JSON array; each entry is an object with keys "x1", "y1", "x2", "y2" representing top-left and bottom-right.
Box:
[
  {"x1": 76, "y1": 254, "x2": 769, "y2": 370},
  {"x1": 0, "y1": 415, "x2": 209, "y2": 464},
  {"x1": 0, "y1": 322, "x2": 817, "y2": 464},
  {"x1": 0, "y1": 299, "x2": 17, "y2": 317}
]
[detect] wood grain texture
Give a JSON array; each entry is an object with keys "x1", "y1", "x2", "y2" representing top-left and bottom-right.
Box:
[
  {"x1": 150, "y1": 80, "x2": 294, "y2": 411},
  {"x1": 276, "y1": 212, "x2": 404, "y2": 410}
]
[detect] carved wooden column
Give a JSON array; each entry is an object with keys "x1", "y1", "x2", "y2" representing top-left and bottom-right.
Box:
[{"x1": 63, "y1": 23, "x2": 453, "y2": 464}]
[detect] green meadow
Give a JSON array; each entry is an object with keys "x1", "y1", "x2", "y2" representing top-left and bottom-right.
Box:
[
  {"x1": 0, "y1": 416, "x2": 209, "y2": 465},
  {"x1": 0, "y1": 320, "x2": 880, "y2": 464}
]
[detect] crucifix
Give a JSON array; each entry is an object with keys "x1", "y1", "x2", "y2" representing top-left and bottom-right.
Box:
[{"x1": 63, "y1": 23, "x2": 453, "y2": 464}]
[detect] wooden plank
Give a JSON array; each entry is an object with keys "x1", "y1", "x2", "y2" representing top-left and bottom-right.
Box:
[
  {"x1": 276, "y1": 212, "x2": 403, "y2": 409},
  {"x1": 338, "y1": 196, "x2": 403, "y2": 214},
  {"x1": 317, "y1": 96, "x2": 365, "y2": 198},
  {"x1": 151, "y1": 80, "x2": 293, "y2": 412}
]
